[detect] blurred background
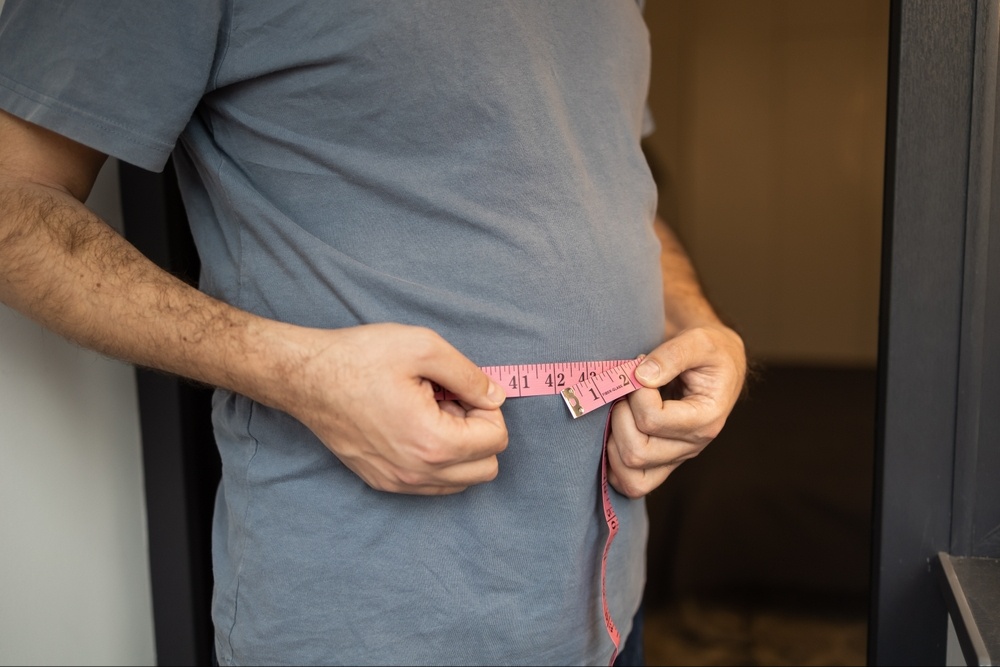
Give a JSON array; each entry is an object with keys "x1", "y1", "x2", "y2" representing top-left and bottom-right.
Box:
[{"x1": 639, "y1": 1, "x2": 889, "y2": 665}]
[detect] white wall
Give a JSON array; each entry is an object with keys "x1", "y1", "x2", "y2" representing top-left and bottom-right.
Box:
[{"x1": 0, "y1": 158, "x2": 156, "y2": 666}]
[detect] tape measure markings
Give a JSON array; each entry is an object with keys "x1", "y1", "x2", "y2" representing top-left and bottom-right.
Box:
[
  {"x1": 432, "y1": 358, "x2": 643, "y2": 418},
  {"x1": 560, "y1": 358, "x2": 642, "y2": 419}
]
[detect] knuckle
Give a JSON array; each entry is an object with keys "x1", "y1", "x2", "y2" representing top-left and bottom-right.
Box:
[
  {"x1": 410, "y1": 327, "x2": 443, "y2": 360},
  {"x1": 494, "y1": 429, "x2": 510, "y2": 451},
  {"x1": 694, "y1": 326, "x2": 714, "y2": 346},
  {"x1": 481, "y1": 459, "x2": 500, "y2": 482},
  {"x1": 619, "y1": 476, "x2": 648, "y2": 499},
  {"x1": 370, "y1": 474, "x2": 405, "y2": 494},
  {"x1": 366, "y1": 477, "x2": 392, "y2": 493},
  {"x1": 395, "y1": 468, "x2": 436, "y2": 493},
  {"x1": 687, "y1": 326, "x2": 715, "y2": 352},
  {"x1": 693, "y1": 419, "x2": 725, "y2": 444},
  {"x1": 659, "y1": 342, "x2": 686, "y2": 370},
  {"x1": 678, "y1": 451, "x2": 701, "y2": 466},
  {"x1": 394, "y1": 466, "x2": 427, "y2": 489},
  {"x1": 416, "y1": 438, "x2": 452, "y2": 467},
  {"x1": 702, "y1": 423, "x2": 723, "y2": 442},
  {"x1": 632, "y1": 410, "x2": 659, "y2": 434},
  {"x1": 464, "y1": 365, "x2": 490, "y2": 396},
  {"x1": 405, "y1": 421, "x2": 444, "y2": 459},
  {"x1": 618, "y1": 443, "x2": 647, "y2": 470}
]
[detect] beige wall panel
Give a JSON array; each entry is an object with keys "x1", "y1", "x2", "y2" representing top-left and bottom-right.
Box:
[{"x1": 644, "y1": 0, "x2": 888, "y2": 365}]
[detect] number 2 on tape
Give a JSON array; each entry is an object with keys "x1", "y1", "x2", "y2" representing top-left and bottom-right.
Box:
[{"x1": 432, "y1": 358, "x2": 643, "y2": 418}]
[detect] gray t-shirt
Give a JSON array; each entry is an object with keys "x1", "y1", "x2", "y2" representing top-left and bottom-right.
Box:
[{"x1": 0, "y1": 1, "x2": 665, "y2": 664}]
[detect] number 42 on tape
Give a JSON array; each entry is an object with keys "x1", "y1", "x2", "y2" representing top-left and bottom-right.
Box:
[{"x1": 432, "y1": 358, "x2": 643, "y2": 419}]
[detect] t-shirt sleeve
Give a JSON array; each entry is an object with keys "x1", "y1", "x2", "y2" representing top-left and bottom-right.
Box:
[{"x1": 0, "y1": 0, "x2": 226, "y2": 172}]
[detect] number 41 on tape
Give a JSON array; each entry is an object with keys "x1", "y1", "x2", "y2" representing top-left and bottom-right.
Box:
[{"x1": 433, "y1": 358, "x2": 643, "y2": 419}]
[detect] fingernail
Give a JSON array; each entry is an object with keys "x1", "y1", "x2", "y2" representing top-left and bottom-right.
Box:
[
  {"x1": 487, "y1": 381, "x2": 506, "y2": 406},
  {"x1": 635, "y1": 360, "x2": 659, "y2": 384}
]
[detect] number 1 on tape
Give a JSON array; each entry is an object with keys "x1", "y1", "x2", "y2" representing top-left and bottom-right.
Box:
[
  {"x1": 432, "y1": 358, "x2": 643, "y2": 418},
  {"x1": 560, "y1": 358, "x2": 642, "y2": 418}
]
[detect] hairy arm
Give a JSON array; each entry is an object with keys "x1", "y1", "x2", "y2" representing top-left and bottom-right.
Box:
[
  {"x1": 654, "y1": 219, "x2": 730, "y2": 339},
  {"x1": 0, "y1": 110, "x2": 507, "y2": 495},
  {"x1": 606, "y1": 215, "x2": 747, "y2": 498}
]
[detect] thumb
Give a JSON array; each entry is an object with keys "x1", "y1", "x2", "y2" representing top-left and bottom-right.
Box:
[
  {"x1": 634, "y1": 342, "x2": 689, "y2": 389},
  {"x1": 421, "y1": 342, "x2": 506, "y2": 410}
]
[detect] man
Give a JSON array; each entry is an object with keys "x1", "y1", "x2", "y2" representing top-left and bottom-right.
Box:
[{"x1": 0, "y1": 2, "x2": 745, "y2": 664}]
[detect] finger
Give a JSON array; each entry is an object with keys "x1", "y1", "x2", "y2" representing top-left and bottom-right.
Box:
[
  {"x1": 607, "y1": 399, "x2": 648, "y2": 470},
  {"x1": 415, "y1": 332, "x2": 506, "y2": 410},
  {"x1": 634, "y1": 327, "x2": 746, "y2": 404},
  {"x1": 437, "y1": 400, "x2": 467, "y2": 419},
  {"x1": 422, "y1": 404, "x2": 509, "y2": 465},
  {"x1": 607, "y1": 458, "x2": 674, "y2": 499},
  {"x1": 344, "y1": 441, "x2": 500, "y2": 496},
  {"x1": 634, "y1": 326, "x2": 746, "y2": 389},
  {"x1": 410, "y1": 456, "x2": 502, "y2": 490},
  {"x1": 611, "y1": 398, "x2": 704, "y2": 470},
  {"x1": 634, "y1": 341, "x2": 684, "y2": 389},
  {"x1": 626, "y1": 385, "x2": 719, "y2": 442},
  {"x1": 605, "y1": 406, "x2": 676, "y2": 498}
]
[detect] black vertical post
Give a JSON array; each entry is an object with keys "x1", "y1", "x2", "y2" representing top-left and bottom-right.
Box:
[
  {"x1": 118, "y1": 161, "x2": 220, "y2": 667},
  {"x1": 871, "y1": 0, "x2": 981, "y2": 664},
  {"x1": 950, "y1": 0, "x2": 1000, "y2": 562}
]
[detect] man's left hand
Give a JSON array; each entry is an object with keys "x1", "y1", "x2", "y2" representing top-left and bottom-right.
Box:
[{"x1": 606, "y1": 325, "x2": 746, "y2": 498}]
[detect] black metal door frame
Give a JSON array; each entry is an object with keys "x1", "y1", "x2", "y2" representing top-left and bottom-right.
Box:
[{"x1": 872, "y1": 0, "x2": 1000, "y2": 663}]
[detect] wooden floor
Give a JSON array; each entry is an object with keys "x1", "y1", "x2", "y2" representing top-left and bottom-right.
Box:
[
  {"x1": 643, "y1": 600, "x2": 867, "y2": 666},
  {"x1": 639, "y1": 363, "x2": 876, "y2": 666}
]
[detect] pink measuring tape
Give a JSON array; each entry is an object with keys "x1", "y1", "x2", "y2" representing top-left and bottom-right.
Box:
[
  {"x1": 432, "y1": 358, "x2": 642, "y2": 419},
  {"x1": 434, "y1": 358, "x2": 644, "y2": 664}
]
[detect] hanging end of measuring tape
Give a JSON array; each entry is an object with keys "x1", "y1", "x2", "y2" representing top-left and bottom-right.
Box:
[{"x1": 561, "y1": 387, "x2": 586, "y2": 419}]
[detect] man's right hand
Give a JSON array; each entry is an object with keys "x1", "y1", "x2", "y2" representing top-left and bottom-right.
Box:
[
  {"x1": 0, "y1": 109, "x2": 507, "y2": 496},
  {"x1": 272, "y1": 322, "x2": 509, "y2": 495}
]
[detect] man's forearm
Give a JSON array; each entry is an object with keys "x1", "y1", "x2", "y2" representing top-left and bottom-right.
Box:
[
  {"x1": 654, "y1": 216, "x2": 724, "y2": 336},
  {"x1": 0, "y1": 177, "x2": 303, "y2": 412},
  {"x1": 0, "y1": 110, "x2": 509, "y2": 496}
]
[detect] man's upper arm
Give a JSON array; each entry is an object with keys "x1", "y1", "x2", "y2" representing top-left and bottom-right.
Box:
[{"x1": 0, "y1": 109, "x2": 107, "y2": 202}]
